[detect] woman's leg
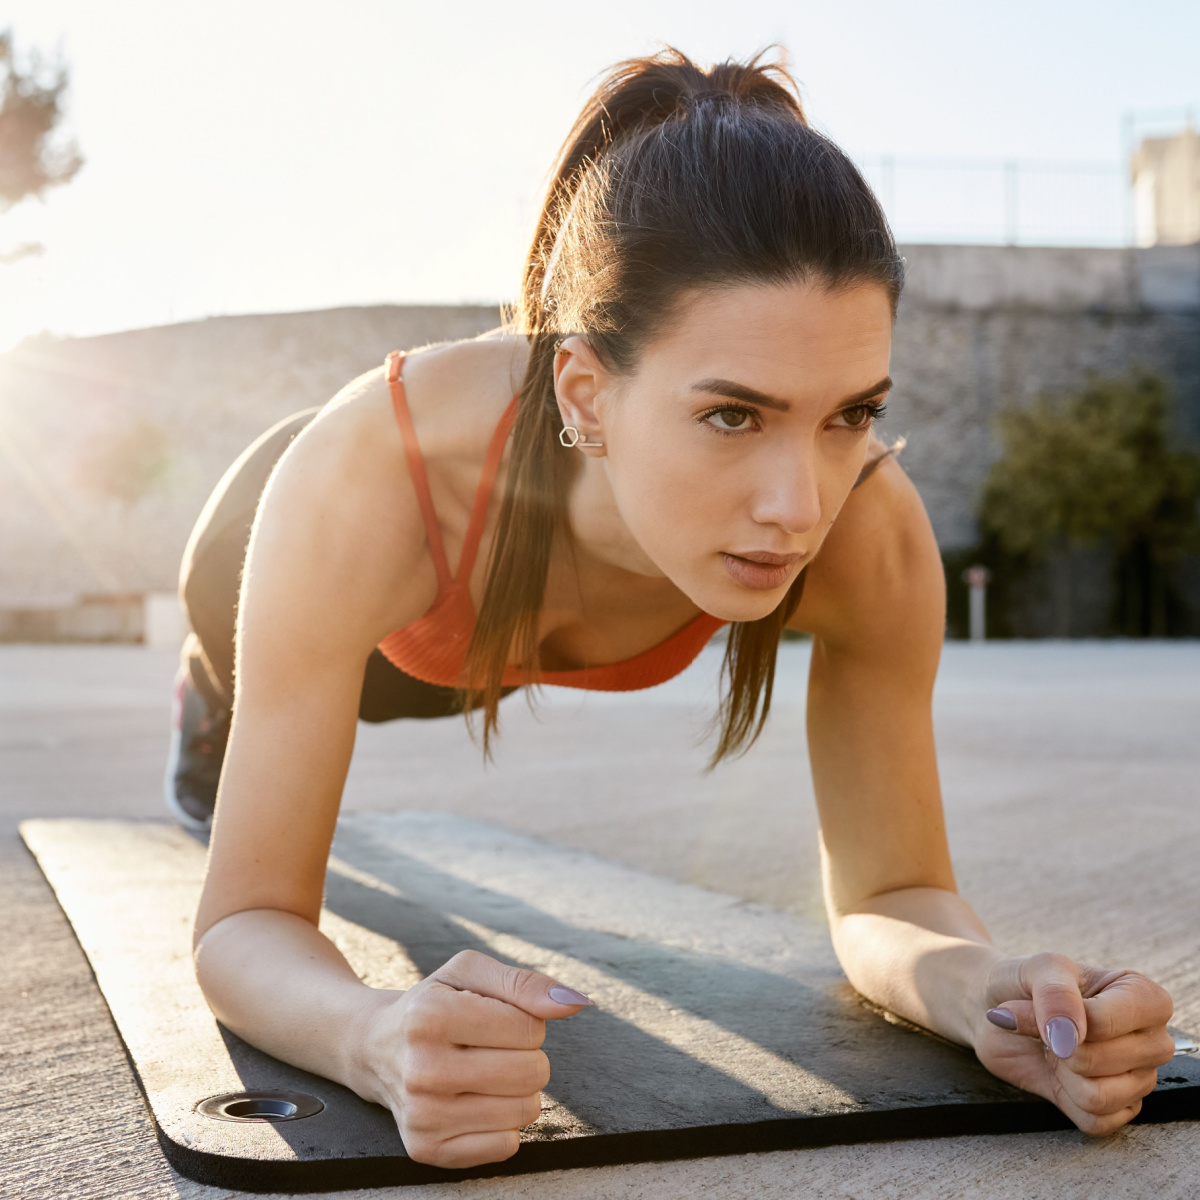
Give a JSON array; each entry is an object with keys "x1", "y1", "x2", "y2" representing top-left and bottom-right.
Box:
[{"x1": 167, "y1": 409, "x2": 477, "y2": 830}]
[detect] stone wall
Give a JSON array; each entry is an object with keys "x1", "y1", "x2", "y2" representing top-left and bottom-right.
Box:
[
  {"x1": 1, "y1": 244, "x2": 1198, "y2": 631},
  {"x1": 889, "y1": 245, "x2": 1200, "y2": 550},
  {"x1": 0, "y1": 305, "x2": 501, "y2": 608}
]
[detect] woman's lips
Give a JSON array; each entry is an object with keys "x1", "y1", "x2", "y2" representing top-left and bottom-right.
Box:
[{"x1": 719, "y1": 550, "x2": 803, "y2": 591}]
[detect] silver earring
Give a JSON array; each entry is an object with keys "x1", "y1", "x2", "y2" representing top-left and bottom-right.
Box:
[{"x1": 559, "y1": 425, "x2": 604, "y2": 449}]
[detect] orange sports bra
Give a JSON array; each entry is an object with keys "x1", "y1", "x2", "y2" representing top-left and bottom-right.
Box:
[{"x1": 376, "y1": 351, "x2": 728, "y2": 691}]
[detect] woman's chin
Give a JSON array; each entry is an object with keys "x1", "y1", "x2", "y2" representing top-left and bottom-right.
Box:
[{"x1": 685, "y1": 575, "x2": 794, "y2": 624}]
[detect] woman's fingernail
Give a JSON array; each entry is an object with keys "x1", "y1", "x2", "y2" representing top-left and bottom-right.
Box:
[
  {"x1": 548, "y1": 984, "x2": 594, "y2": 1007},
  {"x1": 986, "y1": 1007, "x2": 1019, "y2": 1031},
  {"x1": 1046, "y1": 1017, "x2": 1079, "y2": 1058}
]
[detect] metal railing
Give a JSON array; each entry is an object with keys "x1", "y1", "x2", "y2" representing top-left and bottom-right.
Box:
[{"x1": 852, "y1": 154, "x2": 1128, "y2": 248}]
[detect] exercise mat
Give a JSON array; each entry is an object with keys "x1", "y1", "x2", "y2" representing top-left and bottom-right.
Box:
[{"x1": 20, "y1": 815, "x2": 1200, "y2": 1192}]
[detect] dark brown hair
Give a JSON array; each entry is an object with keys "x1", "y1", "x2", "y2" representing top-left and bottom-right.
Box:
[{"x1": 462, "y1": 47, "x2": 903, "y2": 762}]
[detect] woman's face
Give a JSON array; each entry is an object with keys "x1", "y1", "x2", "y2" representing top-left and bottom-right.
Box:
[{"x1": 557, "y1": 279, "x2": 895, "y2": 622}]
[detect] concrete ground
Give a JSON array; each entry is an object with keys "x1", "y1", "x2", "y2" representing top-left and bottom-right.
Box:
[{"x1": 3, "y1": 640, "x2": 1199, "y2": 1199}]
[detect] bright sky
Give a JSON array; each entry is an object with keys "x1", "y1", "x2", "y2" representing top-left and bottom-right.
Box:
[{"x1": 1, "y1": 0, "x2": 1197, "y2": 351}]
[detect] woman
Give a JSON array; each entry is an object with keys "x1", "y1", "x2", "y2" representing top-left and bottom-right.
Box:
[{"x1": 171, "y1": 50, "x2": 1175, "y2": 1170}]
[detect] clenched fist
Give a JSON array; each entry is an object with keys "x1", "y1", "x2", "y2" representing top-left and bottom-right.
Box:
[
  {"x1": 977, "y1": 952, "x2": 1175, "y2": 1135},
  {"x1": 358, "y1": 949, "x2": 592, "y2": 1168}
]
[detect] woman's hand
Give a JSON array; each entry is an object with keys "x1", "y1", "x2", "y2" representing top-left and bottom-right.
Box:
[
  {"x1": 358, "y1": 949, "x2": 593, "y2": 1169},
  {"x1": 975, "y1": 952, "x2": 1175, "y2": 1134}
]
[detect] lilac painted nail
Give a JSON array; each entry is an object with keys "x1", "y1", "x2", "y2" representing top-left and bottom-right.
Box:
[
  {"x1": 986, "y1": 1007, "x2": 1018, "y2": 1031},
  {"x1": 548, "y1": 984, "x2": 594, "y2": 1007},
  {"x1": 1046, "y1": 1017, "x2": 1079, "y2": 1058}
]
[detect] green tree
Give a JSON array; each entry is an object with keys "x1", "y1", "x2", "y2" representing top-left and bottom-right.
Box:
[
  {"x1": 0, "y1": 29, "x2": 83, "y2": 263},
  {"x1": 978, "y1": 370, "x2": 1200, "y2": 637}
]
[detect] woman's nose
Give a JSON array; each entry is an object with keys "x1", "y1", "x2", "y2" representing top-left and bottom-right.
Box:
[{"x1": 750, "y1": 449, "x2": 822, "y2": 536}]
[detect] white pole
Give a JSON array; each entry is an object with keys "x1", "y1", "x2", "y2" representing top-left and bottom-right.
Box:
[{"x1": 964, "y1": 565, "x2": 991, "y2": 641}]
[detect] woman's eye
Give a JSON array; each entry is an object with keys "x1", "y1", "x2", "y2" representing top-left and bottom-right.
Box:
[
  {"x1": 835, "y1": 402, "x2": 885, "y2": 429},
  {"x1": 704, "y1": 407, "x2": 754, "y2": 431}
]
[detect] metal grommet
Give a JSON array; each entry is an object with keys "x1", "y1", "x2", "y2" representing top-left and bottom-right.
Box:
[{"x1": 196, "y1": 1091, "x2": 325, "y2": 1123}]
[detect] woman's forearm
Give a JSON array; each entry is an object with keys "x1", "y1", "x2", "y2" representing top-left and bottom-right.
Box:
[
  {"x1": 827, "y1": 885, "x2": 1005, "y2": 1049},
  {"x1": 194, "y1": 908, "x2": 396, "y2": 1104}
]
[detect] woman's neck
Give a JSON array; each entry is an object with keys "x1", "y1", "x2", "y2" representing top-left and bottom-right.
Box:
[
  {"x1": 565, "y1": 453, "x2": 663, "y2": 578},
  {"x1": 551, "y1": 454, "x2": 698, "y2": 625}
]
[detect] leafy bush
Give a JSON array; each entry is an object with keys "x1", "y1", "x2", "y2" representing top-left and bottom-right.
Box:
[{"x1": 960, "y1": 370, "x2": 1200, "y2": 637}]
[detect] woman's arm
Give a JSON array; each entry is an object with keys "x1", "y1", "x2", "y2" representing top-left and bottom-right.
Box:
[
  {"x1": 797, "y1": 455, "x2": 1000, "y2": 1045},
  {"x1": 194, "y1": 368, "x2": 434, "y2": 958},
  {"x1": 793, "y1": 457, "x2": 1174, "y2": 1133},
  {"x1": 191, "y1": 364, "x2": 588, "y2": 1168}
]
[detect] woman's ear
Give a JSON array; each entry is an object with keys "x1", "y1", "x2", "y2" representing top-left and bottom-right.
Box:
[{"x1": 553, "y1": 335, "x2": 608, "y2": 457}]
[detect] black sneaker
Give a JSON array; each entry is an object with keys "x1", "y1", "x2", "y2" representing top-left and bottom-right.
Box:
[{"x1": 164, "y1": 669, "x2": 230, "y2": 833}]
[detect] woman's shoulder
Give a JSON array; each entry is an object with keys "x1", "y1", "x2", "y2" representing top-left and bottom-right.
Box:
[
  {"x1": 396, "y1": 330, "x2": 529, "y2": 424},
  {"x1": 789, "y1": 450, "x2": 945, "y2": 655},
  {"x1": 304, "y1": 330, "x2": 527, "y2": 479},
  {"x1": 276, "y1": 329, "x2": 523, "y2": 482},
  {"x1": 237, "y1": 336, "x2": 512, "y2": 625},
  {"x1": 334, "y1": 329, "x2": 524, "y2": 426},
  {"x1": 248, "y1": 332, "x2": 530, "y2": 636}
]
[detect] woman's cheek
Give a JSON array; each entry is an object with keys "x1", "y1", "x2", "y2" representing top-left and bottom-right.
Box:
[
  {"x1": 660, "y1": 472, "x2": 733, "y2": 582},
  {"x1": 610, "y1": 457, "x2": 695, "y2": 570}
]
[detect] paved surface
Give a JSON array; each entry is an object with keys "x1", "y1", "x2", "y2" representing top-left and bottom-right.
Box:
[{"x1": 3, "y1": 640, "x2": 1200, "y2": 1198}]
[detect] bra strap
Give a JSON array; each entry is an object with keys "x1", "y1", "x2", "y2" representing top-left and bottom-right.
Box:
[
  {"x1": 455, "y1": 397, "x2": 519, "y2": 585},
  {"x1": 385, "y1": 351, "x2": 453, "y2": 590}
]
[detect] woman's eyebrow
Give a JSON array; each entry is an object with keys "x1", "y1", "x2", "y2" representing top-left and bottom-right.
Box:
[{"x1": 691, "y1": 376, "x2": 893, "y2": 411}]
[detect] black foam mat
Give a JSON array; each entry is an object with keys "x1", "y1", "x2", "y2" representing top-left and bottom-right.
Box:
[{"x1": 20, "y1": 815, "x2": 1200, "y2": 1192}]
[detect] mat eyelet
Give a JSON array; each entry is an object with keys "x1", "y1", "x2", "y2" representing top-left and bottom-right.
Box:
[{"x1": 197, "y1": 1091, "x2": 325, "y2": 1122}]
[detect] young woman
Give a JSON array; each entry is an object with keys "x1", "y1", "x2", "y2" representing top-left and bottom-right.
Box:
[{"x1": 170, "y1": 50, "x2": 1175, "y2": 1170}]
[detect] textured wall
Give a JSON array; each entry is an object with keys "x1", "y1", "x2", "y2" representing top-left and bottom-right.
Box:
[
  {"x1": 1, "y1": 244, "x2": 1198, "y2": 610},
  {"x1": 890, "y1": 243, "x2": 1200, "y2": 551},
  {"x1": 891, "y1": 308, "x2": 1200, "y2": 549},
  {"x1": 0, "y1": 305, "x2": 500, "y2": 606}
]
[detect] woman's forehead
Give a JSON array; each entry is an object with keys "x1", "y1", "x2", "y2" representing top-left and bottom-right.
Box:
[{"x1": 640, "y1": 281, "x2": 894, "y2": 384}]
